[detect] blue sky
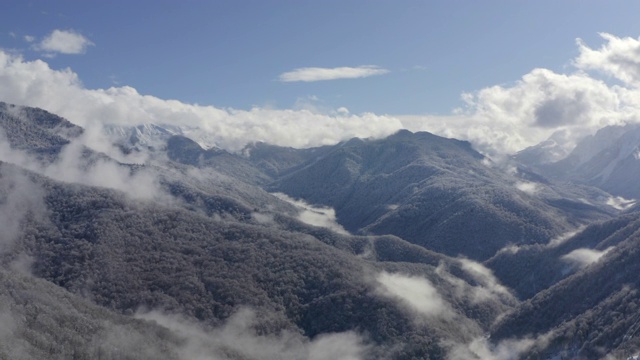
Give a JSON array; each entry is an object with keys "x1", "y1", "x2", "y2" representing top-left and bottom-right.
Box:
[{"x1": 2, "y1": 1, "x2": 640, "y2": 154}]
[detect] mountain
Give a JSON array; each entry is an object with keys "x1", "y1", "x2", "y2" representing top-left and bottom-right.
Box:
[
  {"x1": 262, "y1": 130, "x2": 613, "y2": 261},
  {"x1": 486, "y1": 213, "x2": 640, "y2": 300},
  {"x1": 0, "y1": 268, "x2": 184, "y2": 360},
  {"x1": 5, "y1": 101, "x2": 640, "y2": 359},
  {"x1": 513, "y1": 130, "x2": 574, "y2": 166},
  {"x1": 522, "y1": 123, "x2": 640, "y2": 200},
  {"x1": 105, "y1": 123, "x2": 219, "y2": 151},
  {"x1": 0, "y1": 101, "x2": 82, "y2": 161},
  {"x1": 490, "y1": 211, "x2": 640, "y2": 359},
  {"x1": 0, "y1": 102, "x2": 525, "y2": 359}
]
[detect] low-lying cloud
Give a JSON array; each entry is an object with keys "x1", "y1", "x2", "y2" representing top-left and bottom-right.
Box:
[
  {"x1": 446, "y1": 334, "x2": 552, "y2": 360},
  {"x1": 272, "y1": 193, "x2": 349, "y2": 235},
  {"x1": 561, "y1": 246, "x2": 614, "y2": 269},
  {"x1": 376, "y1": 271, "x2": 453, "y2": 319},
  {"x1": 0, "y1": 164, "x2": 45, "y2": 251},
  {"x1": 136, "y1": 308, "x2": 370, "y2": 360}
]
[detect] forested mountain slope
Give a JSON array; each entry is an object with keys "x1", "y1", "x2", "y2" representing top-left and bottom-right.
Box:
[
  {"x1": 264, "y1": 130, "x2": 613, "y2": 260},
  {"x1": 490, "y1": 211, "x2": 640, "y2": 359},
  {"x1": 4, "y1": 102, "x2": 640, "y2": 359}
]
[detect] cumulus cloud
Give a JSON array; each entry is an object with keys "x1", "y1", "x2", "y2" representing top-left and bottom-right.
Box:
[
  {"x1": 575, "y1": 33, "x2": 640, "y2": 87},
  {"x1": 400, "y1": 33, "x2": 640, "y2": 156},
  {"x1": 376, "y1": 271, "x2": 453, "y2": 318},
  {"x1": 561, "y1": 246, "x2": 614, "y2": 269},
  {"x1": 6, "y1": 32, "x2": 640, "y2": 157},
  {"x1": 278, "y1": 65, "x2": 389, "y2": 82},
  {"x1": 0, "y1": 50, "x2": 402, "y2": 152},
  {"x1": 35, "y1": 29, "x2": 94, "y2": 55},
  {"x1": 23, "y1": 35, "x2": 35, "y2": 43}
]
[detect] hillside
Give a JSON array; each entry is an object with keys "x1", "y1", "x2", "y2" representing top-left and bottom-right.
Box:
[
  {"x1": 4, "y1": 102, "x2": 640, "y2": 359},
  {"x1": 264, "y1": 130, "x2": 613, "y2": 260}
]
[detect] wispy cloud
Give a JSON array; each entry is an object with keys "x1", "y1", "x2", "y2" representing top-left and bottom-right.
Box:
[
  {"x1": 34, "y1": 29, "x2": 93, "y2": 55},
  {"x1": 278, "y1": 65, "x2": 388, "y2": 82}
]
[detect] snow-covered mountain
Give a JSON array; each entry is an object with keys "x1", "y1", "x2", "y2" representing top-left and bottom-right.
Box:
[
  {"x1": 513, "y1": 130, "x2": 575, "y2": 166},
  {"x1": 6, "y1": 101, "x2": 640, "y2": 359},
  {"x1": 104, "y1": 123, "x2": 219, "y2": 151},
  {"x1": 529, "y1": 123, "x2": 640, "y2": 199}
]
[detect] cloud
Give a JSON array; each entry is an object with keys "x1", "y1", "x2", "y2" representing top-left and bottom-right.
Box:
[
  {"x1": 376, "y1": 271, "x2": 453, "y2": 318},
  {"x1": 0, "y1": 50, "x2": 402, "y2": 152},
  {"x1": 23, "y1": 35, "x2": 35, "y2": 43},
  {"x1": 434, "y1": 260, "x2": 516, "y2": 307},
  {"x1": 446, "y1": 336, "x2": 544, "y2": 360},
  {"x1": 136, "y1": 308, "x2": 370, "y2": 360},
  {"x1": 561, "y1": 246, "x2": 614, "y2": 269},
  {"x1": 515, "y1": 181, "x2": 539, "y2": 195},
  {"x1": 457, "y1": 259, "x2": 515, "y2": 304},
  {"x1": 34, "y1": 29, "x2": 94, "y2": 54},
  {"x1": 399, "y1": 33, "x2": 640, "y2": 156},
  {"x1": 0, "y1": 162, "x2": 45, "y2": 252},
  {"x1": 272, "y1": 192, "x2": 349, "y2": 235},
  {"x1": 575, "y1": 33, "x2": 640, "y2": 87},
  {"x1": 0, "y1": 110, "x2": 163, "y2": 202},
  {"x1": 606, "y1": 195, "x2": 636, "y2": 210},
  {"x1": 278, "y1": 65, "x2": 389, "y2": 82},
  {"x1": 547, "y1": 227, "x2": 585, "y2": 247}
]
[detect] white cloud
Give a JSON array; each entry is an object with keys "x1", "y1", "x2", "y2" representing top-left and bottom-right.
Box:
[
  {"x1": 23, "y1": 35, "x2": 35, "y2": 43},
  {"x1": 606, "y1": 195, "x2": 636, "y2": 210},
  {"x1": 0, "y1": 50, "x2": 402, "y2": 152},
  {"x1": 376, "y1": 271, "x2": 453, "y2": 318},
  {"x1": 575, "y1": 33, "x2": 640, "y2": 87},
  {"x1": 561, "y1": 246, "x2": 614, "y2": 269},
  {"x1": 136, "y1": 308, "x2": 370, "y2": 360},
  {"x1": 457, "y1": 259, "x2": 515, "y2": 304},
  {"x1": 278, "y1": 65, "x2": 388, "y2": 82},
  {"x1": 272, "y1": 192, "x2": 349, "y2": 235},
  {"x1": 399, "y1": 34, "x2": 640, "y2": 156},
  {"x1": 515, "y1": 181, "x2": 539, "y2": 195},
  {"x1": 35, "y1": 29, "x2": 94, "y2": 54},
  {"x1": 547, "y1": 227, "x2": 585, "y2": 247}
]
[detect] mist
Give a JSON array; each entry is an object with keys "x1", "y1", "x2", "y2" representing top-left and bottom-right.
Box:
[
  {"x1": 271, "y1": 193, "x2": 349, "y2": 235},
  {"x1": 135, "y1": 308, "x2": 370, "y2": 360}
]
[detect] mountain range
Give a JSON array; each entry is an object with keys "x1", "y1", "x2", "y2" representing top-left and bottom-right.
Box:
[{"x1": 2, "y1": 101, "x2": 640, "y2": 359}]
